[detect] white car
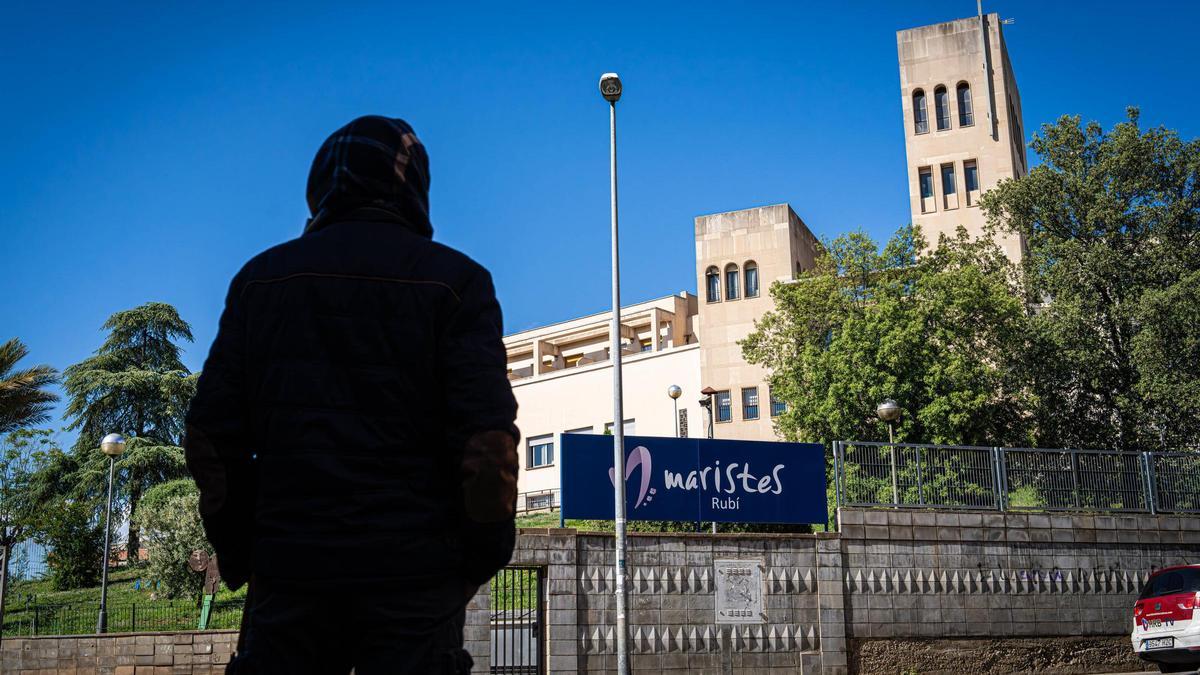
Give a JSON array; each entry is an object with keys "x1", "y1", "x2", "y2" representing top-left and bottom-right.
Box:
[{"x1": 1132, "y1": 565, "x2": 1200, "y2": 673}]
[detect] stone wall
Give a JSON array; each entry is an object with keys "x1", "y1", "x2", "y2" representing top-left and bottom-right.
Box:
[
  {"x1": 0, "y1": 630, "x2": 237, "y2": 673},
  {"x1": 837, "y1": 508, "x2": 1200, "y2": 640},
  {"x1": 503, "y1": 528, "x2": 842, "y2": 674}
]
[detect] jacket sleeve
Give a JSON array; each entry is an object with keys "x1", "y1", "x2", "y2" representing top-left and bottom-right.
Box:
[
  {"x1": 439, "y1": 266, "x2": 520, "y2": 585},
  {"x1": 184, "y1": 274, "x2": 256, "y2": 591}
]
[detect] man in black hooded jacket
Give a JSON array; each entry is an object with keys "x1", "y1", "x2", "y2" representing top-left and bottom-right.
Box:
[{"x1": 185, "y1": 116, "x2": 519, "y2": 674}]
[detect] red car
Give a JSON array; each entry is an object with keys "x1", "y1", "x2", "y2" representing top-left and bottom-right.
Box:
[{"x1": 1133, "y1": 565, "x2": 1200, "y2": 673}]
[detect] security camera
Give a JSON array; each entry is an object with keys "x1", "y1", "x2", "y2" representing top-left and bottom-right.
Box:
[{"x1": 599, "y1": 72, "x2": 622, "y2": 103}]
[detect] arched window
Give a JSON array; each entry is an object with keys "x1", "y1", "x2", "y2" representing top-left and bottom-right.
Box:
[
  {"x1": 956, "y1": 82, "x2": 973, "y2": 127},
  {"x1": 934, "y1": 85, "x2": 951, "y2": 131},
  {"x1": 724, "y1": 263, "x2": 740, "y2": 301},
  {"x1": 912, "y1": 89, "x2": 928, "y2": 134},
  {"x1": 705, "y1": 266, "x2": 721, "y2": 303},
  {"x1": 744, "y1": 261, "x2": 759, "y2": 298}
]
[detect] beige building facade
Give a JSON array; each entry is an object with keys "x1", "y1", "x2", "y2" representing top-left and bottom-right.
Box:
[
  {"x1": 898, "y1": 12, "x2": 1027, "y2": 260},
  {"x1": 506, "y1": 12, "x2": 1030, "y2": 508},
  {"x1": 505, "y1": 204, "x2": 822, "y2": 506}
]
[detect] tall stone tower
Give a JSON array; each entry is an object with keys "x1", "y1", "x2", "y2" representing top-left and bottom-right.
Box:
[
  {"x1": 693, "y1": 204, "x2": 821, "y2": 441},
  {"x1": 898, "y1": 12, "x2": 1028, "y2": 260}
]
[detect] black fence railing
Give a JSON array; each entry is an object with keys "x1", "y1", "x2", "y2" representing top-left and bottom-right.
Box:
[
  {"x1": 1, "y1": 598, "x2": 245, "y2": 637},
  {"x1": 833, "y1": 441, "x2": 1200, "y2": 514}
]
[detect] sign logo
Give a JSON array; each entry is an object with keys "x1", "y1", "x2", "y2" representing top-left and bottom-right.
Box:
[
  {"x1": 608, "y1": 446, "x2": 657, "y2": 509},
  {"x1": 561, "y1": 434, "x2": 827, "y2": 524}
]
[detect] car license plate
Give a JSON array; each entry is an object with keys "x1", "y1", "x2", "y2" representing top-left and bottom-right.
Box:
[{"x1": 1144, "y1": 637, "x2": 1174, "y2": 650}]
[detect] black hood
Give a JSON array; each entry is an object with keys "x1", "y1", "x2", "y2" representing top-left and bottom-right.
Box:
[{"x1": 304, "y1": 115, "x2": 432, "y2": 238}]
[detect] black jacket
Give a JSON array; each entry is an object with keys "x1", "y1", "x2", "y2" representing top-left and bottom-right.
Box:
[{"x1": 185, "y1": 210, "x2": 519, "y2": 590}]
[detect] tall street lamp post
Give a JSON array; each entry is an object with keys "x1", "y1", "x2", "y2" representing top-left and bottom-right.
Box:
[
  {"x1": 699, "y1": 387, "x2": 718, "y2": 533},
  {"x1": 97, "y1": 433, "x2": 126, "y2": 634},
  {"x1": 599, "y1": 71, "x2": 630, "y2": 675},
  {"x1": 876, "y1": 400, "x2": 902, "y2": 505},
  {"x1": 667, "y1": 385, "x2": 682, "y2": 437}
]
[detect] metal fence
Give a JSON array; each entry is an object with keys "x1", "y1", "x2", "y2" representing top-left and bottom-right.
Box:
[
  {"x1": 490, "y1": 566, "x2": 543, "y2": 674},
  {"x1": 1, "y1": 598, "x2": 245, "y2": 637},
  {"x1": 516, "y1": 489, "x2": 559, "y2": 515},
  {"x1": 833, "y1": 441, "x2": 1200, "y2": 514}
]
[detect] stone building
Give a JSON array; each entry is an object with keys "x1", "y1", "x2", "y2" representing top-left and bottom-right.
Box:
[
  {"x1": 898, "y1": 12, "x2": 1028, "y2": 261},
  {"x1": 507, "y1": 11, "x2": 1029, "y2": 505}
]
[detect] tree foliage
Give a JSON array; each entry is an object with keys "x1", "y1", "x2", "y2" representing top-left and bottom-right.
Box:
[
  {"x1": 36, "y1": 497, "x2": 105, "y2": 591},
  {"x1": 60, "y1": 302, "x2": 196, "y2": 559},
  {"x1": 742, "y1": 225, "x2": 1034, "y2": 447},
  {"x1": 0, "y1": 338, "x2": 59, "y2": 435},
  {"x1": 132, "y1": 478, "x2": 211, "y2": 599},
  {"x1": 981, "y1": 108, "x2": 1200, "y2": 451}
]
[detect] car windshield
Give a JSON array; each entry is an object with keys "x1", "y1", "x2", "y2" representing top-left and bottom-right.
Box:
[{"x1": 1139, "y1": 568, "x2": 1200, "y2": 600}]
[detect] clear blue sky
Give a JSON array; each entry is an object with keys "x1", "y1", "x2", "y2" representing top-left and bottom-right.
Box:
[{"x1": 4, "y1": 1, "x2": 1199, "y2": 433}]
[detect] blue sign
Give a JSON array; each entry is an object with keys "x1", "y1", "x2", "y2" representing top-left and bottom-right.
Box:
[{"x1": 560, "y1": 434, "x2": 827, "y2": 524}]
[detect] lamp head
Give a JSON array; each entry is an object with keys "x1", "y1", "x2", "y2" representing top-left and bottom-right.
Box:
[
  {"x1": 100, "y1": 433, "x2": 127, "y2": 457},
  {"x1": 875, "y1": 399, "x2": 901, "y2": 423},
  {"x1": 667, "y1": 384, "x2": 682, "y2": 400},
  {"x1": 599, "y1": 72, "x2": 622, "y2": 103}
]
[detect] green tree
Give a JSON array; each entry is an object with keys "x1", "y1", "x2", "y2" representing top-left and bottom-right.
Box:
[
  {"x1": 36, "y1": 497, "x2": 105, "y2": 591},
  {"x1": 0, "y1": 430, "x2": 59, "y2": 630},
  {"x1": 741, "y1": 225, "x2": 1034, "y2": 447},
  {"x1": 981, "y1": 109, "x2": 1200, "y2": 451},
  {"x1": 132, "y1": 479, "x2": 211, "y2": 599},
  {"x1": 62, "y1": 302, "x2": 197, "y2": 560},
  {"x1": 0, "y1": 338, "x2": 59, "y2": 434}
]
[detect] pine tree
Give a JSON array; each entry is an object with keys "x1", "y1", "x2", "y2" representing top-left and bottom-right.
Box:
[{"x1": 62, "y1": 302, "x2": 197, "y2": 561}]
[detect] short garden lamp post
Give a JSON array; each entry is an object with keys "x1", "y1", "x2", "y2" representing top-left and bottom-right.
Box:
[
  {"x1": 876, "y1": 400, "x2": 901, "y2": 506},
  {"x1": 97, "y1": 432, "x2": 126, "y2": 634},
  {"x1": 667, "y1": 385, "x2": 682, "y2": 437}
]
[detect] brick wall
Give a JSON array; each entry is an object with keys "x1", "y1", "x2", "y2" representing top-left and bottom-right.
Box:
[{"x1": 0, "y1": 630, "x2": 237, "y2": 673}]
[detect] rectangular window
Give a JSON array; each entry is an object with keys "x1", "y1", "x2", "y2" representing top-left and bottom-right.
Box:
[
  {"x1": 604, "y1": 419, "x2": 636, "y2": 435},
  {"x1": 941, "y1": 163, "x2": 956, "y2": 195},
  {"x1": 741, "y1": 387, "x2": 759, "y2": 420},
  {"x1": 919, "y1": 168, "x2": 934, "y2": 198},
  {"x1": 640, "y1": 338, "x2": 653, "y2": 352},
  {"x1": 770, "y1": 390, "x2": 787, "y2": 417},
  {"x1": 964, "y1": 159, "x2": 980, "y2": 206},
  {"x1": 715, "y1": 390, "x2": 732, "y2": 423},
  {"x1": 527, "y1": 436, "x2": 554, "y2": 469},
  {"x1": 565, "y1": 426, "x2": 593, "y2": 435}
]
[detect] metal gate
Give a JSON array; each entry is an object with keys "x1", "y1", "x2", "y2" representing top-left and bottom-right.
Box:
[{"x1": 490, "y1": 566, "x2": 544, "y2": 674}]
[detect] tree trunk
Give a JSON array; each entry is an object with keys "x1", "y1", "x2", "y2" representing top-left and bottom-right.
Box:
[
  {"x1": 127, "y1": 483, "x2": 142, "y2": 567},
  {"x1": 0, "y1": 541, "x2": 11, "y2": 637}
]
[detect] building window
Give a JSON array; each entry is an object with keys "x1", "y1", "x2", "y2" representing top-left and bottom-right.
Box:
[
  {"x1": 919, "y1": 168, "x2": 934, "y2": 198},
  {"x1": 715, "y1": 390, "x2": 732, "y2": 423},
  {"x1": 705, "y1": 266, "x2": 721, "y2": 303},
  {"x1": 640, "y1": 338, "x2": 653, "y2": 352},
  {"x1": 956, "y1": 82, "x2": 974, "y2": 127},
  {"x1": 770, "y1": 391, "x2": 787, "y2": 417},
  {"x1": 741, "y1": 387, "x2": 760, "y2": 420},
  {"x1": 934, "y1": 85, "x2": 951, "y2": 131},
  {"x1": 527, "y1": 436, "x2": 554, "y2": 469},
  {"x1": 912, "y1": 89, "x2": 928, "y2": 134},
  {"x1": 964, "y1": 159, "x2": 980, "y2": 206},
  {"x1": 941, "y1": 163, "x2": 956, "y2": 195},
  {"x1": 744, "y1": 261, "x2": 759, "y2": 298},
  {"x1": 565, "y1": 426, "x2": 594, "y2": 434},
  {"x1": 604, "y1": 419, "x2": 636, "y2": 435},
  {"x1": 724, "y1": 264, "x2": 740, "y2": 300}
]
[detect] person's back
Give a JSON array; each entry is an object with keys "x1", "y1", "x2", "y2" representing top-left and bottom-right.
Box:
[{"x1": 185, "y1": 116, "x2": 519, "y2": 674}]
